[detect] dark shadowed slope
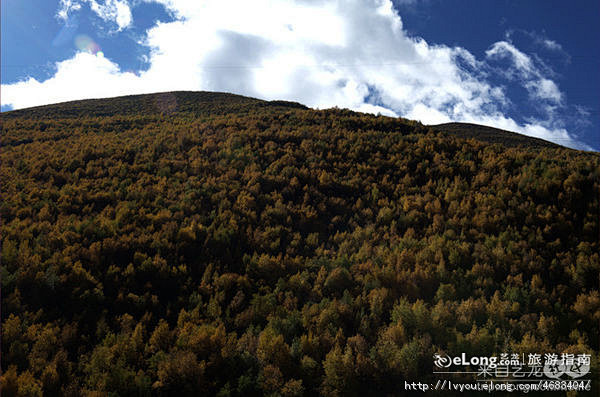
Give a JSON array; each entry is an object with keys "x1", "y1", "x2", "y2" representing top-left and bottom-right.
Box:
[{"x1": 430, "y1": 122, "x2": 563, "y2": 149}]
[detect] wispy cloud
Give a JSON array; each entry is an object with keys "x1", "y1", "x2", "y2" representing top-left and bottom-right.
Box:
[
  {"x1": 486, "y1": 41, "x2": 535, "y2": 76},
  {"x1": 2, "y1": 0, "x2": 592, "y2": 150},
  {"x1": 525, "y1": 78, "x2": 562, "y2": 103},
  {"x1": 541, "y1": 39, "x2": 562, "y2": 51},
  {"x1": 486, "y1": 40, "x2": 563, "y2": 103},
  {"x1": 58, "y1": 0, "x2": 132, "y2": 30},
  {"x1": 57, "y1": 0, "x2": 82, "y2": 20}
]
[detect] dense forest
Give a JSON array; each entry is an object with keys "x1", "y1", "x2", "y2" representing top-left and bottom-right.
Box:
[{"x1": 1, "y1": 91, "x2": 598, "y2": 396}]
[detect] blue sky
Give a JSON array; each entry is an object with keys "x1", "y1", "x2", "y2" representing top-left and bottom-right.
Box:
[{"x1": 2, "y1": 0, "x2": 598, "y2": 150}]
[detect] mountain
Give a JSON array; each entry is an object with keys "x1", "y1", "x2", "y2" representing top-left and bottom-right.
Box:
[{"x1": 1, "y1": 91, "x2": 598, "y2": 396}]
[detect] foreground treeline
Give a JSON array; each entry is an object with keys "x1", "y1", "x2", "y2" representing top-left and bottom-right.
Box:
[{"x1": 1, "y1": 92, "x2": 599, "y2": 396}]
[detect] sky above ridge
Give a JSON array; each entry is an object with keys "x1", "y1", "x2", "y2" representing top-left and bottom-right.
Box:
[{"x1": 2, "y1": 0, "x2": 598, "y2": 150}]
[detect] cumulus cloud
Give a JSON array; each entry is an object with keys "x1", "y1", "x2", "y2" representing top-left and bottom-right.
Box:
[
  {"x1": 2, "y1": 0, "x2": 592, "y2": 149},
  {"x1": 2, "y1": 53, "x2": 145, "y2": 108}
]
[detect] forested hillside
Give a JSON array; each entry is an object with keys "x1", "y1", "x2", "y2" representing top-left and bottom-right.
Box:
[{"x1": 1, "y1": 91, "x2": 598, "y2": 396}]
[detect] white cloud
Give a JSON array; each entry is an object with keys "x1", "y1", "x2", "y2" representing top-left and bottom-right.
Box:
[
  {"x1": 90, "y1": 0, "x2": 132, "y2": 30},
  {"x1": 486, "y1": 41, "x2": 534, "y2": 75},
  {"x1": 58, "y1": 0, "x2": 132, "y2": 30},
  {"x1": 2, "y1": 0, "x2": 591, "y2": 150},
  {"x1": 1, "y1": 53, "x2": 146, "y2": 108},
  {"x1": 486, "y1": 40, "x2": 564, "y2": 104},
  {"x1": 525, "y1": 78, "x2": 562, "y2": 103},
  {"x1": 542, "y1": 39, "x2": 562, "y2": 51},
  {"x1": 57, "y1": 0, "x2": 82, "y2": 20}
]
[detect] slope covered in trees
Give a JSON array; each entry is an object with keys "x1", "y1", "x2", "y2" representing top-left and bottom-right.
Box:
[{"x1": 1, "y1": 92, "x2": 598, "y2": 395}]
